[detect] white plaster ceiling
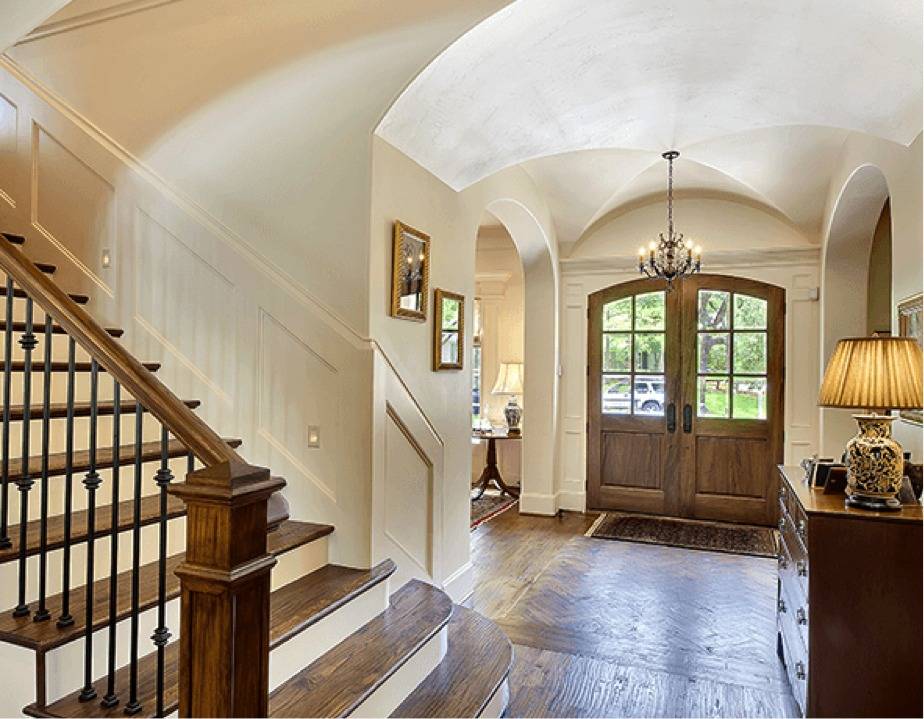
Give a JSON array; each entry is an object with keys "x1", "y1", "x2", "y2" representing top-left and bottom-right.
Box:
[{"x1": 378, "y1": 0, "x2": 922, "y2": 245}]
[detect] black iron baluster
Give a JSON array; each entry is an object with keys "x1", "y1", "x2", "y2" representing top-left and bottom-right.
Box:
[
  {"x1": 124, "y1": 402, "x2": 143, "y2": 716},
  {"x1": 57, "y1": 338, "x2": 76, "y2": 628},
  {"x1": 187, "y1": 451, "x2": 194, "y2": 477},
  {"x1": 13, "y1": 297, "x2": 37, "y2": 618},
  {"x1": 101, "y1": 382, "x2": 122, "y2": 709},
  {"x1": 33, "y1": 313, "x2": 54, "y2": 622},
  {"x1": 79, "y1": 359, "x2": 101, "y2": 702},
  {"x1": 0, "y1": 276, "x2": 13, "y2": 550},
  {"x1": 152, "y1": 426, "x2": 173, "y2": 717}
]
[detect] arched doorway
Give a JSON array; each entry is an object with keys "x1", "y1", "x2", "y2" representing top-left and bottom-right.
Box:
[
  {"x1": 820, "y1": 165, "x2": 891, "y2": 456},
  {"x1": 587, "y1": 274, "x2": 785, "y2": 525},
  {"x1": 470, "y1": 198, "x2": 558, "y2": 514}
]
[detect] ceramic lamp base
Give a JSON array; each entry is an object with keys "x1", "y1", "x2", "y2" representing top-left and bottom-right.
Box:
[
  {"x1": 844, "y1": 414, "x2": 904, "y2": 511},
  {"x1": 504, "y1": 397, "x2": 522, "y2": 435}
]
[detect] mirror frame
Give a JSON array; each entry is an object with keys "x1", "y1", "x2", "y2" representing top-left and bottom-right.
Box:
[{"x1": 433, "y1": 288, "x2": 465, "y2": 371}]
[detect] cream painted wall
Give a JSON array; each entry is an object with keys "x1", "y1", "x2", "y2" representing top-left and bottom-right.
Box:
[
  {"x1": 820, "y1": 132, "x2": 923, "y2": 461},
  {"x1": 559, "y1": 197, "x2": 821, "y2": 511}
]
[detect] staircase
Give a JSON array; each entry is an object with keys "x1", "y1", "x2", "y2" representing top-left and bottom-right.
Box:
[{"x1": 0, "y1": 231, "x2": 512, "y2": 718}]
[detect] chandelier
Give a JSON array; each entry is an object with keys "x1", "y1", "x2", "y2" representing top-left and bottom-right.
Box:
[{"x1": 638, "y1": 150, "x2": 701, "y2": 287}]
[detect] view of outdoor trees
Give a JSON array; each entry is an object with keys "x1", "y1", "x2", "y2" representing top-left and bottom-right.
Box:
[{"x1": 601, "y1": 289, "x2": 768, "y2": 419}]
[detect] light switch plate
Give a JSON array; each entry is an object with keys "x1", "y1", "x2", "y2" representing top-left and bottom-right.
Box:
[{"x1": 307, "y1": 425, "x2": 321, "y2": 448}]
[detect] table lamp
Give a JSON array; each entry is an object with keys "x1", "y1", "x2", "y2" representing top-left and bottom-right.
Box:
[
  {"x1": 818, "y1": 337, "x2": 923, "y2": 510},
  {"x1": 492, "y1": 362, "x2": 524, "y2": 435}
]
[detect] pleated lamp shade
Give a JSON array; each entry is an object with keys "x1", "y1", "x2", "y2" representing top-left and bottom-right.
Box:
[
  {"x1": 818, "y1": 337, "x2": 923, "y2": 410},
  {"x1": 492, "y1": 362, "x2": 524, "y2": 395}
]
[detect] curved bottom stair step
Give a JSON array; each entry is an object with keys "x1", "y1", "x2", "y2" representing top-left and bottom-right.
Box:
[
  {"x1": 269, "y1": 580, "x2": 453, "y2": 718},
  {"x1": 23, "y1": 551, "x2": 399, "y2": 719},
  {"x1": 390, "y1": 606, "x2": 514, "y2": 719}
]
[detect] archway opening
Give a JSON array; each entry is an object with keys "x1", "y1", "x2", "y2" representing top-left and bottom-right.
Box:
[{"x1": 820, "y1": 164, "x2": 891, "y2": 455}]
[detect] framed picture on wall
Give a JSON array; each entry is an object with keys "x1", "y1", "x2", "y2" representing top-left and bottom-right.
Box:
[
  {"x1": 433, "y1": 289, "x2": 464, "y2": 370},
  {"x1": 898, "y1": 292, "x2": 923, "y2": 425},
  {"x1": 390, "y1": 220, "x2": 430, "y2": 321}
]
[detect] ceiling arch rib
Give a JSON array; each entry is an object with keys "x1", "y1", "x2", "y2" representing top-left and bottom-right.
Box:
[{"x1": 377, "y1": 0, "x2": 922, "y2": 210}]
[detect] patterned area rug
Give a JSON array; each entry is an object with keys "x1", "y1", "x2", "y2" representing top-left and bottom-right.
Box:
[
  {"x1": 471, "y1": 492, "x2": 518, "y2": 529},
  {"x1": 586, "y1": 512, "x2": 777, "y2": 558}
]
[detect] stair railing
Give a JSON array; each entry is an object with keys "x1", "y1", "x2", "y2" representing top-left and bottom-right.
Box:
[{"x1": 0, "y1": 236, "x2": 283, "y2": 717}]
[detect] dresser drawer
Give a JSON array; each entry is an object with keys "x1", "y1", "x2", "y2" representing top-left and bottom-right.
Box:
[
  {"x1": 779, "y1": 513, "x2": 809, "y2": 599},
  {"x1": 779, "y1": 564, "x2": 809, "y2": 651},
  {"x1": 778, "y1": 613, "x2": 808, "y2": 716}
]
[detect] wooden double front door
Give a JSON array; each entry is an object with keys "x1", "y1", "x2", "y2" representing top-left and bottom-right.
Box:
[{"x1": 587, "y1": 275, "x2": 784, "y2": 526}]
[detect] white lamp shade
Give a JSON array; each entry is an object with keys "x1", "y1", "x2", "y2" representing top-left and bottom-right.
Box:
[{"x1": 492, "y1": 362, "x2": 524, "y2": 395}]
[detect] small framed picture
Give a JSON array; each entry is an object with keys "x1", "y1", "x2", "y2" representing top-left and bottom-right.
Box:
[
  {"x1": 391, "y1": 221, "x2": 430, "y2": 322},
  {"x1": 898, "y1": 293, "x2": 922, "y2": 425},
  {"x1": 433, "y1": 289, "x2": 464, "y2": 371}
]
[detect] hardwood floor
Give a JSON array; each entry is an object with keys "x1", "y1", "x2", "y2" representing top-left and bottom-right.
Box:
[{"x1": 469, "y1": 510, "x2": 799, "y2": 718}]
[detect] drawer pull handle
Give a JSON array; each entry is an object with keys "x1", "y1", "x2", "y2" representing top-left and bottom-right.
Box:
[
  {"x1": 779, "y1": 486, "x2": 787, "y2": 499},
  {"x1": 796, "y1": 560, "x2": 807, "y2": 577},
  {"x1": 778, "y1": 518, "x2": 786, "y2": 531},
  {"x1": 778, "y1": 598, "x2": 787, "y2": 614},
  {"x1": 795, "y1": 661, "x2": 806, "y2": 680},
  {"x1": 796, "y1": 607, "x2": 807, "y2": 625},
  {"x1": 778, "y1": 554, "x2": 788, "y2": 569},
  {"x1": 797, "y1": 519, "x2": 807, "y2": 539}
]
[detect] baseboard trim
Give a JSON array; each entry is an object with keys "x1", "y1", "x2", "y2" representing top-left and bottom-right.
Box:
[
  {"x1": 518, "y1": 492, "x2": 558, "y2": 516},
  {"x1": 442, "y1": 561, "x2": 474, "y2": 604},
  {"x1": 557, "y1": 490, "x2": 586, "y2": 513}
]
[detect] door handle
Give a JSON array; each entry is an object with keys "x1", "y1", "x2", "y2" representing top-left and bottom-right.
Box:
[
  {"x1": 683, "y1": 404, "x2": 693, "y2": 433},
  {"x1": 666, "y1": 403, "x2": 676, "y2": 433}
]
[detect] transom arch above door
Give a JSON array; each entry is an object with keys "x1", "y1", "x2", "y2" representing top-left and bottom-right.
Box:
[{"x1": 587, "y1": 274, "x2": 785, "y2": 525}]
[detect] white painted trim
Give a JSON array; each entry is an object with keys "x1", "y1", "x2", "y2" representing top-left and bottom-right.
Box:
[
  {"x1": 560, "y1": 246, "x2": 822, "y2": 275},
  {"x1": 518, "y1": 491, "x2": 558, "y2": 515},
  {"x1": 556, "y1": 489, "x2": 586, "y2": 513},
  {"x1": 442, "y1": 561, "x2": 474, "y2": 604},
  {"x1": 16, "y1": 0, "x2": 182, "y2": 45}
]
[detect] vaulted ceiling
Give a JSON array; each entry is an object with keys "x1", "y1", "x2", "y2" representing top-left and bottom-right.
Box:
[{"x1": 378, "y1": 0, "x2": 922, "y2": 246}]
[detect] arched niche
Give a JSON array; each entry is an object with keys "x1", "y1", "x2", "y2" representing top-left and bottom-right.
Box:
[
  {"x1": 477, "y1": 198, "x2": 559, "y2": 514},
  {"x1": 819, "y1": 164, "x2": 891, "y2": 455}
]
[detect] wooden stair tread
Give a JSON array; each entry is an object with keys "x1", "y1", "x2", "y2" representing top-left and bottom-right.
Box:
[
  {"x1": 6, "y1": 398, "x2": 200, "y2": 421},
  {"x1": 0, "y1": 360, "x2": 160, "y2": 372},
  {"x1": 0, "y1": 493, "x2": 186, "y2": 566},
  {"x1": 23, "y1": 522, "x2": 346, "y2": 719},
  {"x1": 2, "y1": 232, "x2": 25, "y2": 245},
  {"x1": 0, "y1": 286, "x2": 89, "y2": 304},
  {"x1": 0, "y1": 320, "x2": 123, "y2": 337},
  {"x1": 269, "y1": 580, "x2": 453, "y2": 718},
  {"x1": 4, "y1": 437, "x2": 237, "y2": 486},
  {"x1": 0, "y1": 520, "x2": 328, "y2": 652},
  {"x1": 270, "y1": 559, "x2": 395, "y2": 649},
  {"x1": 391, "y1": 606, "x2": 513, "y2": 718}
]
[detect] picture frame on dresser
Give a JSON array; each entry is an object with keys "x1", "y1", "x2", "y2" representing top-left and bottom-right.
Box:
[{"x1": 898, "y1": 292, "x2": 922, "y2": 425}]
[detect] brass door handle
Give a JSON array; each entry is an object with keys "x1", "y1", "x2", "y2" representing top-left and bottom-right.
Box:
[
  {"x1": 666, "y1": 403, "x2": 677, "y2": 433},
  {"x1": 682, "y1": 404, "x2": 693, "y2": 433}
]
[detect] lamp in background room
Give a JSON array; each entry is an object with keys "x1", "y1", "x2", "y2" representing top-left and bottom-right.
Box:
[
  {"x1": 818, "y1": 337, "x2": 923, "y2": 510},
  {"x1": 492, "y1": 362, "x2": 524, "y2": 435}
]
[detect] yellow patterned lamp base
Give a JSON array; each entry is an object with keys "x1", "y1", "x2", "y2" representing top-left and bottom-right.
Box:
[{"x1": 844, "y1": 414, "x2": 904, "y2": 511}]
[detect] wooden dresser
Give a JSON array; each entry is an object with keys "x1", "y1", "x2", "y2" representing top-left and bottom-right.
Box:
[{"x1": 776, "y1": 466, "x2": 922, "y2": 717}]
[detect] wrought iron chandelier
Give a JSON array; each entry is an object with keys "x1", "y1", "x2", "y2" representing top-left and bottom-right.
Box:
[{"x1": 638, "y1": 150, "x2": 701, "y2": 287}]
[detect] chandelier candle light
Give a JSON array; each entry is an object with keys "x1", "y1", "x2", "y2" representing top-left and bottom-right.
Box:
[{"x1": 638, "y1": 150, "x2": 702, "y2": 287}]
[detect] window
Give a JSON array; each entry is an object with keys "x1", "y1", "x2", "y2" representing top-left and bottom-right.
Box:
[
  {"x1": 601, "y1": 290, "x2": 665, "y2": 416},
  {"x1": 472, "y1": 298, "x2": 482, "y2": 425},
  {"x1": 696, "y1": 290, "x2": 768, "y2": 419}
]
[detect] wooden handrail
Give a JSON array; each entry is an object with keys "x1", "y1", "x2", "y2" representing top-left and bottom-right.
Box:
[{"x1": 0, "y1": 239, "x2": 238, "y2": 467}]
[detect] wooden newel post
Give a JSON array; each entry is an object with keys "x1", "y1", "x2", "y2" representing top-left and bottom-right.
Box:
[{"x1": 169, "y1": 460, "x2": 286, "y2": 717}]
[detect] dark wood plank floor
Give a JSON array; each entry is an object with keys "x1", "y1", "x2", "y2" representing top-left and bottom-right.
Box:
[{"x1": 469, "y1": 510, "x2": 799, "y2": 718}]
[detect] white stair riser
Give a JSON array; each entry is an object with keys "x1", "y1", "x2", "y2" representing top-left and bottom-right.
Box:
[
  {"x1": 269, "y1": 579, "x2": 389, "y2": 691},
  {"x1": 2, "y1": 414, "x2": 179, "y2": 458},
  {"x1": 0, "y1": 642, "x2": 37, "y2": 718},
  {"x1": 478, "y1": 678, "x2": 510, "y2": 718},
  {"x1": 0, "y1": 518, "x2": 186, "y2": 609},
  {"x1": 350, "y1": 624, "x2": 449, "y2": 718}
]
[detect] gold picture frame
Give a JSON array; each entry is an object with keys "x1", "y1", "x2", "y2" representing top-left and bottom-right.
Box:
[
  {"x1": 390, "y1": 221, "x2": 430, "y2": 322},
  {"x1": 433, "y1": 289, "x2": 464, "y2": 371},
  {"x1": 898, "y1": 292, "x2": 923, "y2": 425}
]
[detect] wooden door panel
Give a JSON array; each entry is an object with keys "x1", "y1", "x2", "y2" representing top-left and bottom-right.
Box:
[
  {"x1": 694, "y1": 436, "x2": 768, "y2": 498},
  {"x1": 601, "y1": 432, "x2": 662, "y2": 489}
]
